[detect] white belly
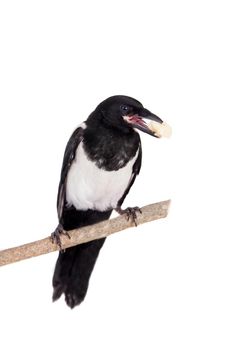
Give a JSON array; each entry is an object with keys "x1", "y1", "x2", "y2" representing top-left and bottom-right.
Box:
[{"x1": 66, "y1": 142, "x2": 139, "y2": 211}]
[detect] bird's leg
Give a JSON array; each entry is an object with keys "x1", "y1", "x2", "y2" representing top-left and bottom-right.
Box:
[
  {"x1": 115, "y1": 206, "x2": 142, "y2": 226},
  {"x1": 51, "y1": 223, "x2": 71, "y2": 250}
]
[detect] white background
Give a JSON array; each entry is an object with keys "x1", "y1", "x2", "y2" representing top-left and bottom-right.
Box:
[{"x1": 0, "y1": 1, "x2": 232, "y2": 349}]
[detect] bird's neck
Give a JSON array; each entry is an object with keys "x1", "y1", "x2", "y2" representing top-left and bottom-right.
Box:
[{"x1": 83, "y1": 125, "x2": 140, "y2": 171}]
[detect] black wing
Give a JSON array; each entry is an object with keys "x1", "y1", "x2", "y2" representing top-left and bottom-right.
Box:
[
  {"x1": 57, "y1": 127, "x2": 84, "y2": 221},
  {"x1": 117, "y1": 142, "x2": 142, "y2": 207}
]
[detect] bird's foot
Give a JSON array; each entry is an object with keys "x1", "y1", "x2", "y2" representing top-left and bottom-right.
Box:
[
  {"x1": 51, "y1": 223, "x2": 71, "y2": 250},
  {"x1": 116, "y1": 206, "x2": 142, "y2": 226}
]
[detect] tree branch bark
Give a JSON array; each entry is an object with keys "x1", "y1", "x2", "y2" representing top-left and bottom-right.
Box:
[{"x1": 0, "y1": 200, "x2": 170, "y2": 267}]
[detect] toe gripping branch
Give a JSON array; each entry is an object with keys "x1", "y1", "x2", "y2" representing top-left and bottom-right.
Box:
[
  {"x1": 51, "y1": 223, "x2": 71, "y2": 250},
  {"x1": 51, "y1": 207, "x2": 142, "y2": 249},
  {"x1": 115, "y1": 206, "x2": 142, "y2": 226}
]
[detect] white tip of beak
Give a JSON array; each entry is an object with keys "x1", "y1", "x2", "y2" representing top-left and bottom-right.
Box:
[{"x1": 148, "y1": 121, "x2": 172, "y2": 138}]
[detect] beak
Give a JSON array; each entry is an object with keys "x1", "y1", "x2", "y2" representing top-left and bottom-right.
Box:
[{"x1": 123, "y1": 108, "x2": 172, "y2": 138}]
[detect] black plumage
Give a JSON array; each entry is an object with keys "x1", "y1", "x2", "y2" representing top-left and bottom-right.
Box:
[{"x1": 52, "y1": 95, "x2": 164, "y2": 308}]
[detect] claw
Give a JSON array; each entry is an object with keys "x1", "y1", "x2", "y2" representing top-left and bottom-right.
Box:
[
  {"x1": 116, "y1": 206, "x2": 142, "y2": 226},
  {"x1": 51, "y1": 223, "x2": 70, "y2": 250}
]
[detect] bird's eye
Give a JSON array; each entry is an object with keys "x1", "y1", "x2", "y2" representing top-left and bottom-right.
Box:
[{"x1": 120, "y1": 105, "x2": 129, "y2": 112}]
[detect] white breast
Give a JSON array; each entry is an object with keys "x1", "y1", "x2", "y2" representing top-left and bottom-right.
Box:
[{"x1": 66, "y1": 142, "x2": 139, "y2": 211}]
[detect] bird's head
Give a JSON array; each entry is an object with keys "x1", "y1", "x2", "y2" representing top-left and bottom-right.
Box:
[{"x1": 92, "y1": 95, "x2": 171, "y2": 138}]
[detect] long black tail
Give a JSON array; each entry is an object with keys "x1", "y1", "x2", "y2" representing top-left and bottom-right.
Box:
[{"x1": 52, "y1": 208, "x2": 112, "y2": 308}]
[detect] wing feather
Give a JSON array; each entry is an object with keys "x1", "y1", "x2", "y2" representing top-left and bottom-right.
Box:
[
  {"x1": 57, "y1": 127, "x2": 84, "y2": 220},
  {"x1": 117, "y1": 142, "x2": 142, "y2": 207}
]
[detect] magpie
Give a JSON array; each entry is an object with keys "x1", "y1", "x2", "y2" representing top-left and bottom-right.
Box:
[{"x1": 52, "y1": 95, "x2": 168, "y2": 309}]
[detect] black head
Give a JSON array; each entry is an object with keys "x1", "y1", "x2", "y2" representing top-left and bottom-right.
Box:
[{"x1": 88, "y1": 95, "x2": 165, "y2": 137}]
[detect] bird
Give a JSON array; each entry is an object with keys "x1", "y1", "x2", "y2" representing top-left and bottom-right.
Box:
[{"x1": 51, "y1": 95, "x2": 168, "y2": 309}]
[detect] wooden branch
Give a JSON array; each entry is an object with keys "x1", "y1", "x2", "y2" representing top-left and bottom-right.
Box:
[{"x1": 0, "y1": 200, "x2": 170, "y2": 267}]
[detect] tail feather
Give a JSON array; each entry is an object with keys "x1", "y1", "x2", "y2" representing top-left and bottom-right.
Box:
[
  {"x1": 52, "y1": 246, "x2": 77, "y2": 302},
  {"x1": 53, "y1": 239, "x2": 106, "y2": 308},
  {"x1": 52, "y1": 208, "x2": 112, "y2": 308}
]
